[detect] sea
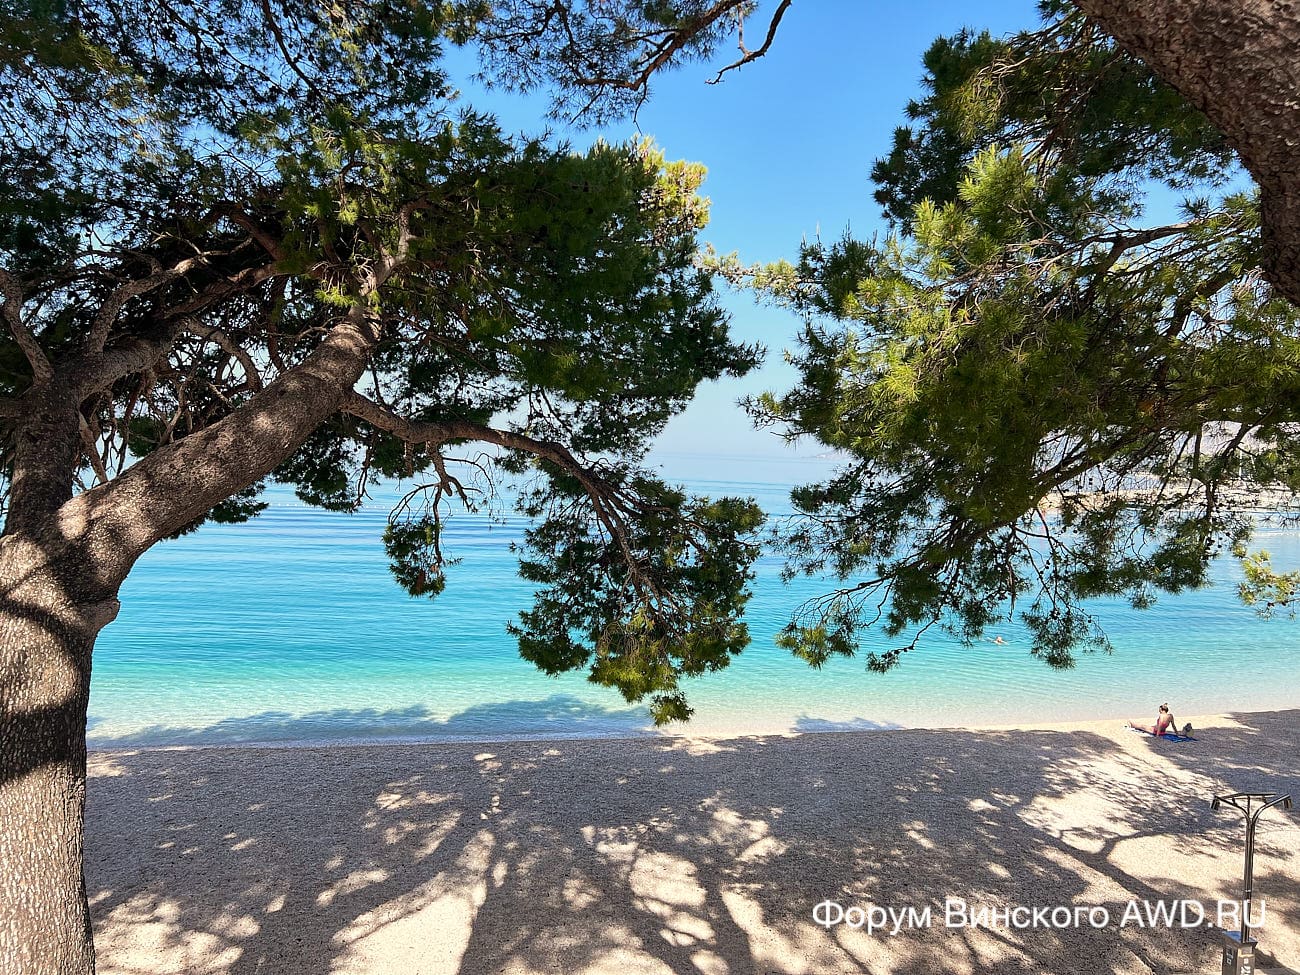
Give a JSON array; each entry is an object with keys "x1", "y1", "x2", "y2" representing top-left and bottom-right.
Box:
[{"x1": 86, "y1": 455, "x2": 1300, "y2": 748}]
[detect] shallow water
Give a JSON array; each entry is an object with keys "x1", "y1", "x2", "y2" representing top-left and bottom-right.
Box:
[{"x1": 88, "y1": 466, "x2": 1300, "y2": 747}]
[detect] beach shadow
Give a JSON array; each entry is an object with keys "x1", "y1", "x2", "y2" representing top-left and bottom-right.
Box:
[
  {"x1": 1153, "y1": 709, "x2": 1300, "y2": 797},
  {"x1": 87, "y1": 694, "x2": 653, "y2": 748},
  {"x1": 792, "y1": 715, "x2": 904, "y2": 732},
  {"x1": 85, "y1": 717, "x2": 1300, "y2": 975}
]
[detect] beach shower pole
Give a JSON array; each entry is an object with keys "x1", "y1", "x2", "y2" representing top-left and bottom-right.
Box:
[{"x1": 1210, "y1": 792, "x2": 1293, "y2": 975}]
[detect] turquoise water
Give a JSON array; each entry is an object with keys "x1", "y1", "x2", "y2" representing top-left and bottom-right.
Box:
[{"x1": 87, "y1": 466, "x2": 1300, "y2": 747}]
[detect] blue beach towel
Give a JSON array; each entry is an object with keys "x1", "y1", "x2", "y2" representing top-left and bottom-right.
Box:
[{"x1": 1127, "y1": 725, "x2": 1196, "y2": 742}]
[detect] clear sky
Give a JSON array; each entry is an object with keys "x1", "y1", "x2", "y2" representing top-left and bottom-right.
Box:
[{"x1": 446, "y1": 2, "x2": 1044, "y2": 475}]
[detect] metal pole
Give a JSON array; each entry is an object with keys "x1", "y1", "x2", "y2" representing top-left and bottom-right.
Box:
[
  {"x1": 1242, "y1": 797, "x2": 1255, "y2": 942},
  {"x1": 1211, "y1": 791, "x2": 1292, "y2": 975},
  {"x1": 1243, "y1": 795, "x2": 1292, "y2": 943}
]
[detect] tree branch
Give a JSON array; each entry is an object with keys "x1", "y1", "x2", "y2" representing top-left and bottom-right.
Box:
[
  {"x1": 708, "y1": 0, "x2": 793, "y2": 85},
  {"x1": 340, "y1": 391, "x2": 650, "y2": 584},
  {"x1": 219, "y1": 206, "x2": 287, "y2": 262},
  {"x1": 340, "y1": 390, "x2": 583, "y2": 464},
  {"x1": 0, "y1": 268, "x2": 54, "y2": 385},
  {"x1": 87, "y1": 254, "x2": 211, "y2": 352},
  {"x1": 78, "y1": 413, "x2": 110, "y2": 486},
  {"x1": 181, "y1": 320, "x2": 265, "y2": 392}
]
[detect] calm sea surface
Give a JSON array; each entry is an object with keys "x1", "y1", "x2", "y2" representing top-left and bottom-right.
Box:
[{"x1": 87, "y1": 462, "x2": 1300, "y2": 747}]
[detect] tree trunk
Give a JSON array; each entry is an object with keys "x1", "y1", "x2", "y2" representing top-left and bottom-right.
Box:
[
  {"x1": 0, "y1": 537, "x2": 118, "y2": 975},
  {"x1": 1074, "y1": 0, "x2": 1300, "y2": 306},
  {"x1": 0, "y1": 299, "x2": 386, "y2": 972}
]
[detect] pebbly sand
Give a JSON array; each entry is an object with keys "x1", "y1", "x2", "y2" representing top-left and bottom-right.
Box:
[{"x1": 86, "y1": 709, "x2": 1300, "y2": 975}]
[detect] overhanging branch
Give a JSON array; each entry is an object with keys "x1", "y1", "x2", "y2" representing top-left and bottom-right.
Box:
[
  {"x1": 340, "y1": 391, "x2": 650, "y2": 587},
  {"x1": 0, "y1": 268, "x2": 53, "y2": 385},
  {"x1": 709, "y1": 0, "x2": 793, "y2": 85},
  {"x1": 182, "y1": 320, "x2": 266, "y2": 392}
]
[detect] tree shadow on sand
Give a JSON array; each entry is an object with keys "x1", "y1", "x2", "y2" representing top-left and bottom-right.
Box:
[
  {"x1": 86, "y1": 694, "x2": 655, "y2": 748},
  {"x1": 85, "y1": 710, "x2": 1300, "y2": 975}
]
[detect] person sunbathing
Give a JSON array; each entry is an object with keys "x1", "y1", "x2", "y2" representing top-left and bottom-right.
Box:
[{"x1": 1127, "y1": 703, "x2": 1176, "y2": 736}]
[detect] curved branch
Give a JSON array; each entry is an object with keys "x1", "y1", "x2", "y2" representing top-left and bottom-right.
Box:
[
  {"x1": 87, "y1": 254, "x2": 211, "y2": 352},
  {"x1": 340, "y1": 390, "x2": 588, "y2": 469},
  {"x1": 708, "y1": 0, "x2": 792, "y2": 85},
  {"x1": 66, "y1": 264, "x2": 281, "y2": 396},
  {"x1": 562, "y1": 0, "x2": 749, "y2": 93},
  {"x1": 340, "y1": 391, "x2": 648, "y2": 584},
  {"x1": 182, "y1": 320, "x2": 265, "y2": 392},
  {"x1": 0, "y1": 268, "x2": 53, "y2": 385}
]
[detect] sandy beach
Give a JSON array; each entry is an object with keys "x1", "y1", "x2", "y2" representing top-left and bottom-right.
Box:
[{"x1": 86, "y1": 709, "x2": 1300, "y2": 975}]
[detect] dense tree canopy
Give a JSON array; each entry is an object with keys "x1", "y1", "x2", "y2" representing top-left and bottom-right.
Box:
[
  {"x1": 721, "y1": 2, "x2": 1300, "y2": 670},
  {"x1": 0, "y1": 3, "x2": 777, "y2": 970},
  {"x1": 1073, "y1": 0, "x2": 1300, "y2": 309},
  {"x1": 1, "y1": 0, "x2": 768, "y2": 719},
  {"x1": 5, "y1": 1, "x2": 1300, "y2": 969}
]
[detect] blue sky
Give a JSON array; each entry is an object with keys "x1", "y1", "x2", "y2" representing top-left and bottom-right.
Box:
[{"x1": 447, "y1": 1, "x2": 1043, "y2": 475}]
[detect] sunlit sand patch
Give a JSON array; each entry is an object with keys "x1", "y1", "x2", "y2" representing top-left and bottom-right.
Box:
[
  {"x1": 688, "y1": 947, "x2": 729, "y2": 975},
  {"x1": 737, "y1": 835, "x2": 787, "y2": 863},
  {"x1": 315, "y1": 868, "x2": 390, "y2": 908},
  {"x1": 97, "y1": 895, "x2": 246, "y2": 975},
  {"x1": 370, "y1": 787, "x2": 453, "y2": 813},
  {"x1": 720, "y1": 887, "x2": 852, "y2": 975},
  {"x1": 86, "y1": 888, "x2": 116, "y2": 910},
  {"x1": 663, "y1": 736, "x2": 740, "y2": 757},
  {"x1": 581, "y1": 825, "x2": 641, "y2": 863},
  {"x1": 902, "y1": 820, "x2": 936, "y2": 851},
  {"x1": 329, "y1": 829, "x2": 494, "y2": 974},
  {"x1": 89, "y1": 755, "x2": 131, "y2": 777},
  {"x1": 628, "y1": 851, "x2": 714, "y2": 946},
  {"x1": 562, "y1": 873, "x2": 602, "y2": 910}
]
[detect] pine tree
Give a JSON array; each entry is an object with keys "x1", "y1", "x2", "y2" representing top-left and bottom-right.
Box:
[
  {"x1": 0, "y1": 2, "x2": 770, "y2": 969},
  {"x1": 721, "y1": 4, "x2": 1300, "y2": 671}
]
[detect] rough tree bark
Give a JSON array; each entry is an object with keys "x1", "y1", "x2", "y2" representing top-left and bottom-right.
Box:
[
  {"x1": 0, "y1": 542, "x2": 116, "y2": 975},
  {"x1": 0, "y1": 295, "x2": 389, "y2": 973},
  {"x1": 1074, "y1": 0, "x2": 1300, "y2": 307}
]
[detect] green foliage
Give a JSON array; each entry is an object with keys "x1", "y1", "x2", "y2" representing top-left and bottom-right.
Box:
[
  {"x1": 167, "y1": 482, "x2": 268, "y2": 538},
  {"x1": 275, "y1": 421, "x2": 366, "y2": 512},
  {"x1": 384, "y1": 516, "x2": 454, "y2": 598},
  {"x1": 1238, "y1": 549, "x2": 1300, "y2": 620},
  {"x1": 872, "y1": 4, "x2": 1233, "y2": 232},
  {"x1": 2, "y1": 0, "x2": 764, "y2": 719},
  {"x1": 507, "y1": 466, "x2": 763, "y2": 724},
  {"x1": 744, "y1": 1, "x2": 1300, "y2": 669}
]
